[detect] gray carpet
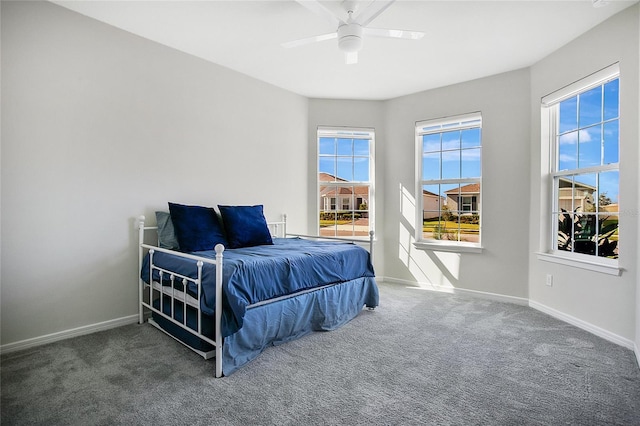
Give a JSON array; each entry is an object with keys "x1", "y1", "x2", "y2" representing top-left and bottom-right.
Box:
[{"x1": 2, "y1": 282, "x2": 640, "y2": 425}]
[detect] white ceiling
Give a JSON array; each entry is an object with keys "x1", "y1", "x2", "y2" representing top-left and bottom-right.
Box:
[{"x1": 53, "y1": 0, "x2": 637, "y2": 100}]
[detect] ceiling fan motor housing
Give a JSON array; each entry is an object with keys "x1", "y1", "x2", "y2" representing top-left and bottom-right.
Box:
[{"x1": 338, "y1": 23, "x2": 363, "y2": 52}]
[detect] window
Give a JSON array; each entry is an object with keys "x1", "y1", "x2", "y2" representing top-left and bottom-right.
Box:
[
  {"x1": 543, "y1": 64, "x2": 619, "y2": 264},
  {"x1": 318, "y1": 127, "x2": 374, "y2": 238},
  {"x1": 416, "y1": 112, "x2": 482, "y2": 248}
]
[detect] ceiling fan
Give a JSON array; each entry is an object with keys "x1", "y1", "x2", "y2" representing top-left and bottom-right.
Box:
[{"x1": 282, "y1": 0, "x2": 424, "y2": 64}]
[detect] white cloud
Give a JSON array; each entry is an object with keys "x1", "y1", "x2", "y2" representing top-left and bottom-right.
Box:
[{"x1": 560, "y1": 129, "x2": 592, "y2": 145}]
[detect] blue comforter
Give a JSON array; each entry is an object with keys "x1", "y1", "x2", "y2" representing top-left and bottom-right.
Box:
[{"x1": 141, "y1": 237, "x2": 375, "y2": 337}]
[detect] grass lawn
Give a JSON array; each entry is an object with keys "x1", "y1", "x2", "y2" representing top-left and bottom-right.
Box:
[{"x1": 423, "y1": 220, "x2": 479, "y2": 232}]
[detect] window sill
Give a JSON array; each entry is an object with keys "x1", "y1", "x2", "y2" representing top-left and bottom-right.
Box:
[
  {"x1": 414, "y1": 242, "x2": 483, "y2": 254},
  {"x1": 536, "y1": 252, "x2": 622, "y2": 276}
]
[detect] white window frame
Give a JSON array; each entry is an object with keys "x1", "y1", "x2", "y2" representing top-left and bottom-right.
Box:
[
  {"x1": 537, "y1": 63, "x2": 621, "y2": 276},
  {"x1": 414, "y1": 112, "x2": 483, "y2": 253},
  {"x1": 317, "y1": 126, "x2": 375, "y2": 239}
]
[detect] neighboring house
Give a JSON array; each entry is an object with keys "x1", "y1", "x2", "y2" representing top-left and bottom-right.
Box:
[
  {"x1": 557, "y1": 177, "x2": 596, "y2": 212},
  {"x1": 444, "y1": 183, "x2": 481, "y2": 213},
  {"x1": 319, "y1": 172, "x2": 369, "y2": 212},
  {"x1": 422, "y1": 189, "x2": 444, "y2": 220}
]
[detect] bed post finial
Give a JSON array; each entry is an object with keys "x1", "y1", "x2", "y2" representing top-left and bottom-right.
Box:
[
  {"x1": 369, "y1": 230, "x2": 375, "y2": 265},
  {"x1": 283, "y1": 213, "x2": 287, "y2": 237}
]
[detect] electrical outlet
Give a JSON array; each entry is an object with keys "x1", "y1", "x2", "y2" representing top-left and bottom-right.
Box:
[{"x1": 545, "y1": 274, "x2": 553, "y2": 287}]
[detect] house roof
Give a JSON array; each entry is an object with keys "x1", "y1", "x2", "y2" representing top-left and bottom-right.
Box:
[
  {"x1": 445, "y1": 183, "x2": 480, "y2": 194},
  {"x1": 558, "y1": 177, "x2": 597, "y2": 191},
  {"x1": 319, "y1": 172, "x2": 347, "y2": 183},
  {"x1": 319, "y1": 173, "x2": 368, "y2": 197},
  {"x1": 320, "y1": 186, "x2": 369, "y2": 197},
  {"x1": 422, "y1": 189, "x2": 441, "y2": 198}
]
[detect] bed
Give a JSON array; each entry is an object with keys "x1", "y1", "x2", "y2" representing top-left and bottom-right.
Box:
[{"x1": 137, "y1": 203, "x2": 379, "y2": 377}]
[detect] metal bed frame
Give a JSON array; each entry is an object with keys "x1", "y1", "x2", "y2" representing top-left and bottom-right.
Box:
[{"x1": 137, "y1": 214, "x2": 374, "y2": 378}]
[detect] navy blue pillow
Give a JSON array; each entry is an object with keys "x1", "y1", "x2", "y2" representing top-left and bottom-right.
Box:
[
  {"x1": 218, "y1": 205, "x2": 273, "y2": 249},
  {"x1": 168, "y1": 202, "x2": 228, "y2": 252}
]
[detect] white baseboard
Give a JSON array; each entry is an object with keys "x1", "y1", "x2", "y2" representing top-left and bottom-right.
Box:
[
  {"x1": 382, "y1": 275, "x2": 636, "y2": 353},
  {"x1": 528, "y1": 300, "x2": 634, "y2": 350},
  {"x1": 380, "y1": 276, "x2": 529, "y2": 305},
  {"x1": 0, "y1": 314, "x2": 140, "y2": 355}
]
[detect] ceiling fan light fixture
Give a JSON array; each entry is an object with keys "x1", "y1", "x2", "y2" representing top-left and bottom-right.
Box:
[{"x1": 338, "y1": 23, "x2": 363, "y2": 52}]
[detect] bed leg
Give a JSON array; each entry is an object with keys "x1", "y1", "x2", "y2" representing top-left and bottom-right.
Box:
[
  {"x1": 138, "y1": 215, "x2": 146, "y2": 324},
  {"x1": 215, "y1": 244, "x2": 225, "y2": 378}
]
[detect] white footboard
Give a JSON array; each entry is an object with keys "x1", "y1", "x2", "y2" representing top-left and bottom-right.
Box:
[{"x1": 285, "y1": 230, "x2": 375, "y2": 263}]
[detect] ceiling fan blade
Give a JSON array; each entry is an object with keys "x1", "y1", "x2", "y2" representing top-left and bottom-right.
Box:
[
  {"x1": 281, "y1": 32, "x2": 337, "y2": 49},
  {"x1": 294, "y1": 0, "x2": 344, "y2": 26},
  {"x1": 354, "y1": 0, "x2": 396, "y2": 27},
  {"x1": 364, "y1": 27, "x2": 425, "y2": 40},
  {"x1": 345, "y1": 51, "x2": 358, "y2": 65}
]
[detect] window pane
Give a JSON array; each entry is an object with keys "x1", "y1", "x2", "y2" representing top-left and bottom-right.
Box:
[
  {"x1": 574, "y1": 214, "x2": 597, "y2": 255},
  {"x1": 461, "y1": 128, "x2": 481, "y2": 149},
  {"x1": 441, "y1": 150, "x2": 461, "y2": 179},
  {"x1": 337, "y1": 138, "x2": 353, "y2": 156},
  {"x1": 354, "y1": 186, "x2": 369, "y2": 211},
  {"x1": 336, "y1": 157, "x2": 353, "y2": 181},
  {"x1": 579, "y1": 86, "x2": 602, "y2": 128},
  {"x1": 441, "y1": 130, "x2": 461, "y2": 151},
  {"x1": 597, "y1": 213, "x2": 618, "y2": 258},
  {"x1": 319, "y1": 157, "x2": 335, "y2": 178},
  {"x1": 603, "y1": 120, "x2": 619, "y2": 164},
  {"x1": 459, "y1": 210, "x2": 480, "y2": 244},
  {"x1": 578, "y1": 125, "x2": 601, "y2": 168},
  {"x1": 573, "y1": 173, "x2": 596, "y2": 213},
  {"x1": 422, "y1": 184, "x2": 441, "y2": 213},
  {"x1": 423, "y1": 133, "x2": 440, "y2": 153},
  {"x1": 604, "y1": 79, "x2": 619, "y2": 120},
  {"x1": 556, "y1": 177, "x2": 574, "y2": 213},
  {"x1": 558, "y1": 132, "x2": 577, "y2": 171},
  {"x1": 422, "y1": 152, "x2": 440, "y2": 180},
  {"x1": 559, "y1": 96, "x2": 578, "y2": 133},
  {"x1": 461, "y1": 148, "x2": 481, "y2": 178},
  {"x1": 320, "y1": 185, "x2": 336, "y2": 209},
  {"x1": 319, "y1": 137, "x2": 335, "y2": 155},
  {"x1": 441, "y1": 183, "x2": 457, "y2": 212},
  {"x1": 354, "y1": 139, "x2": 369, "y2": 156},
  {"x1": 599, "y1": 170, "x2": 619, "y2": 208},
  {"x1": 422, "y1": 185, "x2": 442, "y2": 238},
  {"x1": 341, "y1": 191, "x2": 353, "y2": 210},
  {"x1": 353, "y1": 157, "x2": 369, "y2": 181},
  {"x1": 556, "y1": 211, "x2": 573, "y2": 252}
]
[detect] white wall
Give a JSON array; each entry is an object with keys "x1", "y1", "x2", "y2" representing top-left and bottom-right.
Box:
[
  {"x1": 637, "y1": 3, "x2": 640, "y2": 365},
  {"x1": 382, "y1": 69, "x2": 531, "y2": 299},
  {"x1": 1, "y1": 1, "x2": 308, "y2": 345},
  {"x1": 528, "y1": 5, "x2": 639, "y2": 343},
  {"x1": 2, "y1": 1, "x2": 638, "y2": 356}
]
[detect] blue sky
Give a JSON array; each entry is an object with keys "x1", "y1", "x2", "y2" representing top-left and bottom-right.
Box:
[{"x1": 319, "y1": 137, "x2": 370, "y2": 182}]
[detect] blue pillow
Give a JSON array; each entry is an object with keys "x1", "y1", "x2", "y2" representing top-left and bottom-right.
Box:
[
  {"x1": 155, "y1": 211, "x2": 180, "y2": 250},
  {"x1": 168, "y1": 202, "x2": 228, "y2": 252},
  {"x1": 218, "y1": 205, "x2": 273, "y2": 249}
]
